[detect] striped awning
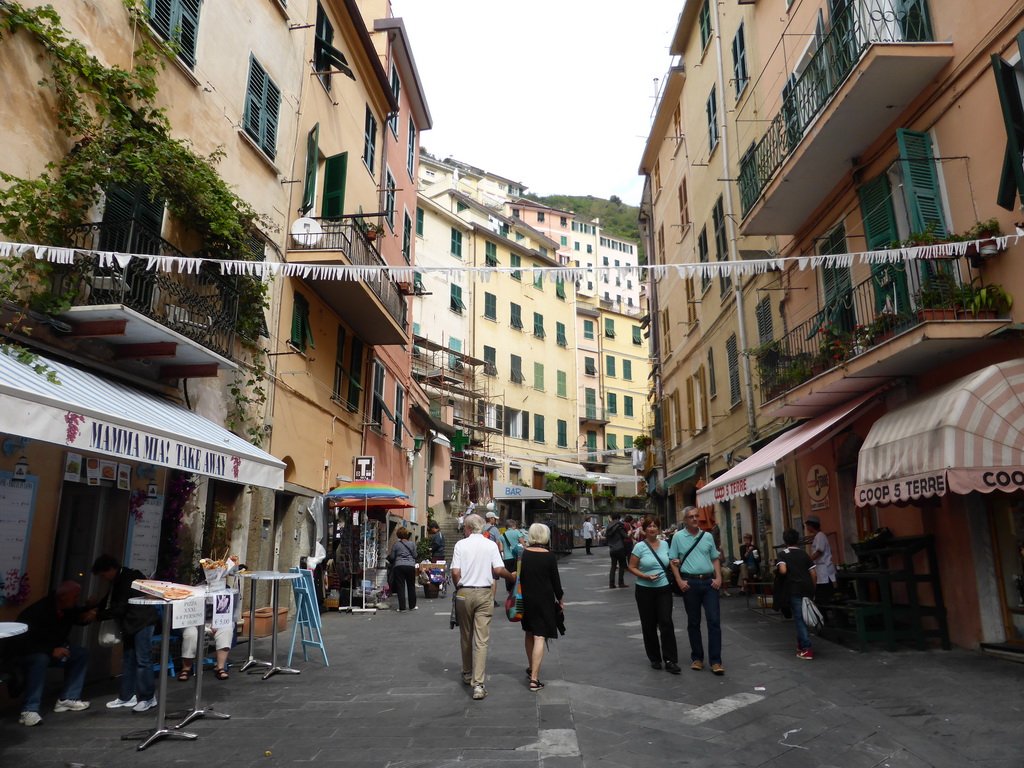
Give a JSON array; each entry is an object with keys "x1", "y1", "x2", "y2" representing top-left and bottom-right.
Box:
[
  {"x1": 855, "y1": 359, "x2": 1024, "y2": 507},
  {"x1": 0, "y1": 350, "x2": 285, "y2": 490}
]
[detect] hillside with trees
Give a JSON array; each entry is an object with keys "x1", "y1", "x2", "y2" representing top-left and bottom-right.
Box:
[{"x1": 523, "y1": 193, "x2": 645, "y2": 263}]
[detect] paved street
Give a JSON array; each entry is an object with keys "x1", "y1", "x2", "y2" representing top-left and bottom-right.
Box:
[{"x1": 2, "y1": 553, "x2": 1023, "y2": 768}]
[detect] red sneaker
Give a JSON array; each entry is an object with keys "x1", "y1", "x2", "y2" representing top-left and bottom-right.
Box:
[{"x1": 796, "y1": 649, "x2": 814, "y2": 660}]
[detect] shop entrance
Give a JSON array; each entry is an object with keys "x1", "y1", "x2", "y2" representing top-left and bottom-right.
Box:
[{"x1": 991, "y1": 495, "x2": 1024, "y2": 644}]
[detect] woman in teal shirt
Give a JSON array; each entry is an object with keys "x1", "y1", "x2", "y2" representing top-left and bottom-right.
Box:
[{"x1": 626, "y1": 516, "x2": 681, "y2": 674}]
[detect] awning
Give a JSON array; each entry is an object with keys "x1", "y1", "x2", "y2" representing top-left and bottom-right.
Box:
[
  {"x1": 697, "y1": 389, "x2": 883, "y2": 507},
  {"x1": 855, "y1": 359, "x2": 1024, "y2": 506},
  {"x1": 665, "y1": 456, "x2": 706, "y2": 489},
  {"x1": 547, "y1": 459, "x2": 589, "y2": 480},
  {"x1": 0, "y1": 350, "x2": 285, "y2": 490},
  {"x1": 431, "y1": 429, "x2": 451, "y2": 447},
  {"x1": 492, "y1": 482, "x2": 552, "y2": 501}
]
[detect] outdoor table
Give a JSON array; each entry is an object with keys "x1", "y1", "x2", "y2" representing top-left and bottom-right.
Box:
[
  {"x1": 239, "y1": 571, "x2": 301, "y2": 680},
  {"x1": 173, "y1": 587, "x2": 237, "y2": 729},
  {"x1": 0, "y1": 622, "x2": 28, "y2": 638},
  {"x1": 121, "y1": 597, "x2": 197, "y2": 750}
]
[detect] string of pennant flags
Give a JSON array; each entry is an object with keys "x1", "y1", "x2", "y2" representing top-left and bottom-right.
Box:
[{"x1": 0, "y1": 234, "x2": 1014, "y2": 284}]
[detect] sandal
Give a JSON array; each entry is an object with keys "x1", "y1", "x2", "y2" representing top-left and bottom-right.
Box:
[
  {"x1": 178, "y1": 668, "x2": 192, "y2": 682},
  {"x1": 214, "y1": 668, "x2": 229, "y2": 680},
  {"x1": 528, "y1": 679, "x2": 545, "y2": 692}
]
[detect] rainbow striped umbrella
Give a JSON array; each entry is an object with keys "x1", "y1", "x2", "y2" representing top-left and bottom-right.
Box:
[{"x1": 325, "y1": 479, "x2": 409, "y2": 501}]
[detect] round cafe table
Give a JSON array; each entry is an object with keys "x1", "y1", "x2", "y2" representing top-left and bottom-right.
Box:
[
  {"x1": 0, "y1": 622, "x2": 28, "y2": 639},
  {"x1": 121, "y1": 597, "x2": 197, "y2": 751},
  {"x1": 173, "y1": 587, "x2": 238, "y2": 729},
  {"x1": 239, "y1": 571, "x2": 301, "y2": 680}
]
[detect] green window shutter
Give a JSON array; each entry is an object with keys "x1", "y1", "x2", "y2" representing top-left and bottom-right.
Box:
[
  {"x1": 607, "y1": 433, "x2": 618, "y2": 450},
  {"x1": 755, "y1": 296, "x2": 774, "y2": 345},
  {"x1": 624, "y1": 396, "x2": 634, "y2": 417},
  {"x1": 557, "y1": 370, "x2": 567, "y2": 398},
  {"x1": 632, "y1": 325, "x2": 642, "y2": 344},
  {"x1": 510, "y1": 253, "x2": 521, "y2": 280},
  {"x1": 623, "y1": 360, "x2": 632, "y2": 380},
  {"x1": 302, "y1": 123, "x2": 320, "y2": 215},
  {"x1": 604, "y1": 318, "x2": 615, "y2": 338},
  {"x1": 484, "y1": 292, "x2": 496, "y2": 320},
  {"x1": 534, "y1": 270, "x2": 543, "y2": 289},
  {"x1": 585, "y1": 388, "x2": 596, "y2": 418},
  {"x1": 363, "y1": 106, "x2": 377, "y2": 171},
  {"x1": 584, "y1": 320, "x2": 594, "y2": 339},
  {"x1": 450, "y1": 284, "x2": 464, "y2": 313},
  {"x1": 555, "y1": 279, "x2": 566, "y2": 299},
  {"x1": 485, "y1": 241, "x2": 498, "y2": 266},
  {"x1": 321, "y1": 152, "x2": 347, "y2": 218},
  {"x1": 416, "y1": 207, "x2": 424, "y2": 235},
  {"x1": 148, "y1": 0, "x2": 201, "y2": 69},
  {"x1": 291, "y1": 292, "x2": 314, "y2": 351},
  {"x1": 557, "y1": 420, "x2": 568, "y2": 448},
  {"x1": 896, "y1": 128, "x2": 947, "y2": 238},
  {"x1": 608, "y1": 393, "x2": 617, "y2": 414},
  {"x1": 483, "y1": 346, "x2": 497, "y2": 375},
  {"x1": 510, "y1": 303, "x2": 522, "y2": 329},
  {"x1": 556, "y1": 322, "x2": 567, "y2": 347},
  {"x1": 991, "y1": 36, "x2": 1024, "y2": 210},
  {"x1": 817, "y1": 224, "x2": 855, "y2": 333},
  {"x1": 534, "y1": 414, "x2": 545, "y2": 443},
  {"x1": 624, "y1": 435, "x2": 633, "y2": 449},
  {"x1": 858, "y1": 175, "x2": 910, "y2": 312},
  {"x1": 585, "y1": 357, "x2": 596, "y2": 376},
  {"x1": 533, "y1": 312, "x2": 545, "y2": 338},
  {"x1": 534, "y1": 362, "x2": 544, "y2": 390},
  {"x1": 450, "y1": 227, "x2": 462, "y2": 257},
  {"x1": 606, "y1": 355, "x2": 616, "y2": 377},
  {"x1": 402, "y1": 212, "x2": 412, "y2": 262},
  {"x1": 347, "y1": 339, "x2": 363, "y2": 411}
]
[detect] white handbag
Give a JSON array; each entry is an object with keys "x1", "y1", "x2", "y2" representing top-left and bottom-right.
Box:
[{"x1": 801, "y1": 596, "x2": 824, "y2": 633}]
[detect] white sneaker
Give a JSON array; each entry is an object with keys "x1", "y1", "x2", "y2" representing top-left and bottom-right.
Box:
[
  {"x1": 471, "y1": 685, "x2": 487, "y2": 700},
  {"x1": 132, "y1": 697, "x2": 157, "y2": 713},
  {"x1": 53, "y1": 699, "x2": 90, "y2": 712},
  {"x1": 106, "y1": 696, "x2": 137, "y2": 709},
  {"x1": 19, "y1": 711, "x2": 42, "y2": 726}
]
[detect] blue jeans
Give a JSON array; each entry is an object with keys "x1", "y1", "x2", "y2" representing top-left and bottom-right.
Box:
[
  {"x1": 22, "y1": 646, "x2": 89, "y2": 712},
  {"x1": 791, "y1": 595, "x2": 812, "y2": 651},
  {"x1": 120, "y1": 624, "x2": 155, "y2": 702},
  {"x1": 681, "y1": 578, "x2": 722, "y2": 665}
]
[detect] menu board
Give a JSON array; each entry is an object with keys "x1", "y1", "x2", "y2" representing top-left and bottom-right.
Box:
[
  {"x1": 124, "y1": 495, "x2": 163, "y2": 578},
  {"x1": 0, "y1": 472, "x2": 37, "y2": 603}
]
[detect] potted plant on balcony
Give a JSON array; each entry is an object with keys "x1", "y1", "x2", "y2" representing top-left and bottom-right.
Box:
[
  {"x1": 959, "y1": 218, "x2": 1003, "y2": 264},
  {"x1": 814, "y1": 323, "x2": 853, "y2": 372},
  {"x1": 361, "y1": 222, "x2": 385, "y2": 242},
  {"x1": 915, "y1": 273, "x2": 959, "y2": 321},
  {"x1": 962, "y1": 283, "x2": 1013, "y2": 319}
]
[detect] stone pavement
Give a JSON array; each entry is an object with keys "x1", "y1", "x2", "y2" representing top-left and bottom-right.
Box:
[{"x1": 2, "y1": 552, "x2": 1023, "y2": 767}]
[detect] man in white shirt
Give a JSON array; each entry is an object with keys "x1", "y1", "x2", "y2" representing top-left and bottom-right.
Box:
[
  {"x1": 450, "y1": 514, "x2": 516, "y2": 700},
  {"x1": 805, "y1": 516, "x2": 837, "y2": 605},
  {"x1": 582, "y1": 516, "x2": 596, "y2": 555}
]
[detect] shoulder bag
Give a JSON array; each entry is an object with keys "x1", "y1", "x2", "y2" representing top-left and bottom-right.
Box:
[
  {"x1": 505, "y1": 550, "x2": 525, "y2": 622},
  {"x1": 801, "y1": 596, "x2": 824, "y2": 633},
  {"x1": 643, "y1": 541, "x2": 684, "y2": 596}
]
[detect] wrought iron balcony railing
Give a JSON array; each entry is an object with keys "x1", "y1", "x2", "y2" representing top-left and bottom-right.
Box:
[
  {"x1": 55, "y1": 219, "x2": 239, "y2": 358},
  {"x1": 288, "y1": 217, "x2": 408, "y2": 332},
  {"x1": 739, "y1": 0, "x2": 935, "y2": 217},
  {"x1": 579, "y1": 406, "x2": 611, "y2": 422},
  {"x1": 751, "y1": 261, "x2": 1006, "y2": 404}
]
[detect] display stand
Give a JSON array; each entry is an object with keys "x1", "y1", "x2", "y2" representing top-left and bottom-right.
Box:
[
  {"x1": 173, "y1": 588, "x2": 236, "y2": 728},
  {"x1": 287, "y1": 568, "x2": 328, "y2": 667},
  {"x1": 240, "y1": 571, "x2": 302, "y2": 679},
  {"x1": 121, "y1": 598, "x2": 197, "y2": 750}
]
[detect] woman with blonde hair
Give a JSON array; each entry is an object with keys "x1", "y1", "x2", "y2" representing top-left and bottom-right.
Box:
[
  {"x1": 519, "y1": 523, "x2": 563, "y2": 691},
  {"x1": 388, "y1": 527, "x2": 418, "y2": 612}
]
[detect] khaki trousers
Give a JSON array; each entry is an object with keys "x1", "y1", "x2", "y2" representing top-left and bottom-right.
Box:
[{"x1": 455, "y1": 588, "x2": 494, "y2": 686}]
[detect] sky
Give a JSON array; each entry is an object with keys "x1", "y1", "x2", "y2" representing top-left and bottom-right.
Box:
[{"x1": 391, "y1": 1, "x2": 683, "y2": 206}]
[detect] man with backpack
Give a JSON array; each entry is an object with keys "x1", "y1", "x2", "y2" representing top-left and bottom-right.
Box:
[{"x1": 605, "y1": 513, "x2": 630, "y2": 589}]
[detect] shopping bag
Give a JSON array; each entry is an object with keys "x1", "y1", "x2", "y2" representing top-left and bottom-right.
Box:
[
  {"x1": 506, "y1": 551, "x2": 524, "y2": 622},
  {"x1": 801, "y1": 596, "x2": 824, "y2": 633},
  {"x1": 98, "y1": 619, "x2": 122, "y2": 648}
]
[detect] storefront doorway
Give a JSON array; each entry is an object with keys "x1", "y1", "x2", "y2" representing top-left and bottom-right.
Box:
[{"x1": 991, "y1": 495, "x2": 1024, "y2": 645}]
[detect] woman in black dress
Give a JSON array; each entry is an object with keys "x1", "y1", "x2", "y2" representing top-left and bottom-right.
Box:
[{"x1": 519, "y1": 523, "x2": 563, "y2": 691}]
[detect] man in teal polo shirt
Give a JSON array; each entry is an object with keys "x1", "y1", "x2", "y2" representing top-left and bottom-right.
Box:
[{"x1": 669, "y1": 506, "x2": 725, "y2": 675}]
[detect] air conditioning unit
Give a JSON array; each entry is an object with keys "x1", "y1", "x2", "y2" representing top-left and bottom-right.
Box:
[{"x1": 442, "y1": 481, "x2": 456, "y2": 502}]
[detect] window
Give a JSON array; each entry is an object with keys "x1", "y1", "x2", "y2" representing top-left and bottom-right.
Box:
[
  {"x1": 510, "y1": 253, "x2": 522, "y2": 280},
  {"x1": 583, "y1": 320, "x2": 594, "y2": 340},
  {"x1": 756, "y1": 296, "x2": 773, "y2": 345},
  {"x1": 290, "y1": 292, "x2": 314, "y2": 352},
  {"x1": 362, "y1": 105, "x2": 377, "y2": 172},
  {"x1": 624, "y1": 395, "x2": 634, "y2": 417},
  {"x1": 393, "y1": 384, "x2": 405, "y2": 445},
  {"x1": 560, "y1": 235, "x2": 568, "y2": 246},
  {"x1": 243, "y1": 57, "x2": 281, "y2": 159},
  {"x1": 534, "y1": 414, "x2": 545, "y2": 443},
  {"x1": 584, "y1": 388, "x2": 598, "y2": 419},
  {"x1": 537, "y1": 211, "x2": 545, "y2": 222},
  {"x1": 450, "y1": 283, "x2": 465, "y2": 313},
  {"x1": 584, "y1": 357, "x2": 596, "y2": 376},
  {"x1": 347, "y1": 339, "x2": 363, "y2": 411},
  {"x1": 510, "y1": 355, "x2": 525, "y2": 383},
  {"x1": 706, "y1": 86, "x2": 719, "y2": 152},
  {"x1": 607, "y1": 392, "x2": 617, "y2": 415},
  {"x1": 556, "y1": 322, "x2": 567, "y2": 347},
  {"x1": 485, "y1": 241, "x2": 498, "y2": 266},
  {"x1": 708, "y1": 348, "x2": 717, "y2": 397},
  {"x1": 586, "y1": 244, "x2": 593, "y2": 254},
  {"x1": 607, "y1": 433, "x2": 618, "y2": 450},
  {"x1": 604, "y1": 318, "x2": 615, "y2": 338},
  {"x1": 726, "y1": 334, "x2": 741, "y2": 406},
  {"x1": 534, "y1": 269, "x2": 543, "y2": 290},
  {"x1": 632, "y1": 325, "x2": 642, "y2": 345},
  {"x1": 623, "y1": 360, "x2": 632, "y2": 380},
  {"x1": 624, "y1": 435, "x2": 633, "y2": 450},
  {"x1": 313, "y1": 3, "x2": 354, "y2": 90},
  {"x1": 407, "y1": 118, "x2": 416, "y2": 178},
  {"x1": 448, "y1": 337, "x2": 462, "y2": 371},
  {"x1": 450, "y1": 227, "x2": 463, "y2": 258},
  {"x1": 456, "y1": 201, "x2": 469, "y2": 213},
  {"x1": 321, "y1": 152, "x2": 347, "y2": 218},
  {"x1": 147, "y1": 0, "x2": 202, "y2": 69},
  {"x1": 389, "y1": 66, "x2": 401, "y2": 136},
  {"x1": 732, "y1": 23, "x2": 748, "y2": 99},
  {"x1": 994, "y1": 43, "x2": 1024, "y2": 210},
  {"x1": 415, "y1": 207, "x2": 423, "y2": 236},
  {"x1": 533, "y1": 312, "x2": 545, "y2": 339},
  {"x1": 555, "y1": 279, "x2": 566, "y2": 299},
  {"x1": 713, "y1": 196, "x2": 730, "y2": 294},
  {"x1": 484, "y1": 292, "x2": 497, "y2": 320},
  {"x1": 483, "y1": 345, "x2": 497, "y2": 375},
  {"x1": 332, "y1": 325, "x2": 346, "y2": 401},
  {"x1": 384, "y1": 167, "x2": 395, "y2": 229},
  {"x1": 557, "y1": 370, "x2": 567, "y2": 398},
  {"x1": 402, "y1": 211, "x2": 412, "y2": 263},
  {"x1": 301, "y1": 124, "x2": 319, "y2": 215},
  {"x1": 698, "y1": 226, "x2": 711, "y2": 292},
  {"x1": 699, "y1": 0, "x2": 712, "y2": 50},
  {"x1": 533, "y1": 362, "x2": 544, "y2": 390},
  {"x1": 510, "y1": 302, "x2": 523, "y2": 329},
  {"x1": 606, "y1": 355, "x2": 616, "y2": 377},
  {"x1": 586, "y1": 430, "x2": 598, "y2": 460},
  {"x1": 557, "y1": 419, "x2": 568, "y2": 448},
  {"x1": 371, "y1": 360, "x2": 386, "y2": 429}
]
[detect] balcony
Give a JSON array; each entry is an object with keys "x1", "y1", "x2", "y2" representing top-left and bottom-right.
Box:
[
  {"x1": 288, "y1": 217, "x2": 408, "y2": 345},
  {"x1": 579, "y1": 406, "x2": 611, "y2": 425},
  {"x1": 738, "y1": 0, "x2": 952, "y2": 235},
  {"x1": 53, "y1": 220, "x2": 240, "y2": 377},
  {"x1": 754, "y1": 268, "x2": 1009, "y2": 417}
]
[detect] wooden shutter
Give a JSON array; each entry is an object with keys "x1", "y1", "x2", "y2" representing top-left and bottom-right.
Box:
[
  {"x1": 177, "y1": 0, "x2": 201, "y2": 68},
  {"x1": 991, "y1": 34, "x2": 1024, "y2": 211},
  {"x1": 245, "y1": 58, "x2": 266, "y2": 146},
  {"x1": 858, "y1": 175, "x2": 910, "y2": 312},
  {"x1": 896, "y1": 128, "x2": 947, "y2": 237},
  {"x1": 321, "y1": 153, "x2": 347, "y2": 218},
  {"x1": 302, "y1": 123, "x2": 319, "y2": 215},
  {"x1": 264, "y1": 77, "x2": 280, "y2": 158}
]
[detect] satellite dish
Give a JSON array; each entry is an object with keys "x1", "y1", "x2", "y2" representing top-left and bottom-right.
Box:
[{"x1": 291, "y1": 217, "x2": 323, "y2": 247}]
